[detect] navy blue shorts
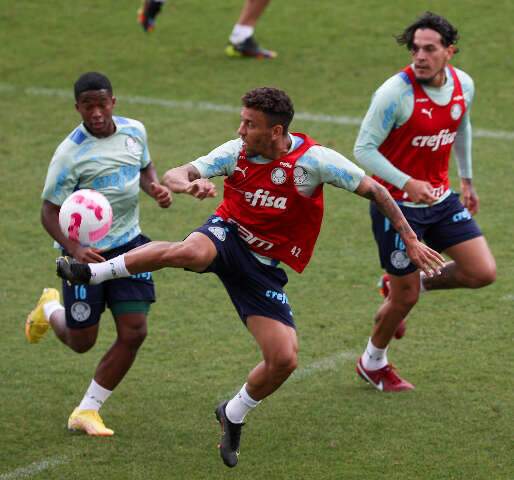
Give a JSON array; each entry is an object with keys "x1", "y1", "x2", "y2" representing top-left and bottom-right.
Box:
[
  {"x1": 62, "y1": 234, "x2": 155, "y2": 329},
  {"x1": 192, "y1": 216, "x2": 295, "y2": 328},
  {"x1": 370, "y1": 192, "x2": 482, "y2": 276}
]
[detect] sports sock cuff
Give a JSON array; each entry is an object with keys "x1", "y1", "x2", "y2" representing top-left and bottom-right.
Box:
[
  {"x1": 362, "y1": 338, "x2": 388, "y2": 370},
  {"x1": 240, "y1": 383, "x2": 261, "y2": 408},
  {"x1": 77, "y1": 379, "x2": 113, "y2": 411},
  {"x1": 43, "y1": 301, "x2": 64, "y2": 321},
  {"x1": 230, "y1": 24, "x2": 254, "y2": 45},
  {"x1": 89, "y1": 255, "x2": 130, "y2": 284}
]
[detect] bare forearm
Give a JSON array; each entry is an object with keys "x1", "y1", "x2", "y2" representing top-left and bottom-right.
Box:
[
  {"x1": 162, "y1": 164, "x2": 200, "y2": 193},
  {"x1": 139, "y1": 163, "x2": 160, "y2": 196}
]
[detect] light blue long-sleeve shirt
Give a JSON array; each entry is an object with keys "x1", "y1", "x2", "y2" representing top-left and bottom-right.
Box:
[{"x1": 353, "y1": 65, "x2": 474, "y2": 194}]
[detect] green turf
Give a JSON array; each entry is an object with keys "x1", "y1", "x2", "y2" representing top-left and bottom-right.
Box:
[{"x1": 0, "y1": 1, "x2": 513, "y2": 478}]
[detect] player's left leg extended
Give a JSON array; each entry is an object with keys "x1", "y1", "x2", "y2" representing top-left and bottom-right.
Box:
[{"x1": 423, "y1": 236, "x2": 496, "y2": 290}]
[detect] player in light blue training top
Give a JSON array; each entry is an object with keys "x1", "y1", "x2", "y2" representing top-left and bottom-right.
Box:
[{"x1": 25, "y1": 72, "x2": 172, "y2": 436}]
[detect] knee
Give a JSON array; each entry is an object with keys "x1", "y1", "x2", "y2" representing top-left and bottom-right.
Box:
[
  {"x1": 391, "y1": 285, "x2": 419, "y2": 310},
  {"x1": 470, "y1": 262, "x2": 497, "y2": 288},
  {"x1": 119, "y1": 325, "x2": 148, "y2": 351},
  {"x1": 69, "y1": 340, "x2": 96, "y2": 354},
  {"x1": 268, "y1": 350, "x2": 298, "y2": 377}
]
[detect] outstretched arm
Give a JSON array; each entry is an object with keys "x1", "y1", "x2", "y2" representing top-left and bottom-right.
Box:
[
  {"x1": 355, "y1": 176, "x2": 444, "y2": 276},
  {"x1": 162, "y1": 164, "x2": 217, "y2": 200}
]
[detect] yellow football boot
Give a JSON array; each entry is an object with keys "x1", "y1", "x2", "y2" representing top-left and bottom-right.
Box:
[
  {"x1": 68, "y1": 408, "x2": 114, "y2": 436},
  {"x1": 25, "y1": 288, "x2": 60, "y2": 343}
]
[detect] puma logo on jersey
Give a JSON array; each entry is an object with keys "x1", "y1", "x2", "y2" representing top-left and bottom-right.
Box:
[
  {"x1": 244, "y1": 188, "x2": 288, "y2": 209},
  {"x1": 421, "y1": 108, "x2": 433, "y2": 119},
  {"x1": 234, "y1": 166, "x2": 248, "y2": 178},
  {"x1": 411, "y1": 128, "x2": 457, "y2": 151}
]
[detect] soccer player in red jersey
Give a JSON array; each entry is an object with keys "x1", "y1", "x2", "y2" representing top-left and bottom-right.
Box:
[
  {"x1": 353, "y1": 12, "x2": 496, "y2": 392},
  {"x1": 57, "y1": 87, "x2": 444, "y2": 466}
]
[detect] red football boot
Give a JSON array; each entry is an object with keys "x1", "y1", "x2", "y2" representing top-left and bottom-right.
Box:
[{"x1": 356, "y1": 357, "x2": 414, "y2": 392}]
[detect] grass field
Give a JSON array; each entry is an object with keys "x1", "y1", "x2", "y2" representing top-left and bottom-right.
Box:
[{"x1": 1, "y1": 1, "x2": 513, "y2": 479}]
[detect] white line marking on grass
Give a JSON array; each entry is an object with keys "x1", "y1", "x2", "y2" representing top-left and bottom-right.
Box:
[
  {"x1": 0, "y1": 456, "x2": 68, "y2": 480},
  {"x1": 1, "y1": 83, "x2": 514, "y2": 141},
  {"x1": 221, "y1": 350, "x2": 357, "y2": 398},
  {"x1": 290, "y1": 350, "x2": 357, "y2": 382}
]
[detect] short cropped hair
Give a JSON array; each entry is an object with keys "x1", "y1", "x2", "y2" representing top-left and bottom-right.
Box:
[
  {"x1": 396, "y1": 12, "x2": 459, "y2": 53},
  {"x1": 241, "y1": 87, "x2": 294, "y2": 132},
  {"x1": 74, "y1": 72, "x2": 113, "y2": 100}
]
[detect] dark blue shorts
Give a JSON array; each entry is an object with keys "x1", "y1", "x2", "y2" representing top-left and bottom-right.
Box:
[
  {"x1": 62, "y1": 234, "x2": 155, "y2": 329},
  {"x1": 192, "y1": 216, "x2": 295, "y2": 328},
  {"x1": 370, "y1": 192, "x2": 482, "y2": 276}
]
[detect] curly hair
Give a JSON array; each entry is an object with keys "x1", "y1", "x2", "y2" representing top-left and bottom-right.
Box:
[
  {"x1": 74, "y1": 72, "x2": 113, "y2": 100},
  {"x1": 396, "y1": 12, "x2": 459, "y2": 53},
  {"x1": 241, "y1": 87, "x2": 294, "y2": 131}
]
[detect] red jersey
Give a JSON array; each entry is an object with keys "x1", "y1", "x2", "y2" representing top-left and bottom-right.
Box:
[
  {"x1": 215, "y1": 133, "x2": 324, "y2": 273},
  {"x1": 376, "y1": 65, "x2": 467, "y2": 201}
]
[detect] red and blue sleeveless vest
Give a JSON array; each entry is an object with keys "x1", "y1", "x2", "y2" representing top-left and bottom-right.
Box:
[
  {"x1": 215, "y1": 133, "x2": 323, "y2": 273},
  {"x1": 376, "y1": 65, "x2": 467, "y2": 201}
]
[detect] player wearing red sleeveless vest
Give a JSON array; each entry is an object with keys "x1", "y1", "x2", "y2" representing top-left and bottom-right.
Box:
[
  {"x1": 376, "y1": 64, "x2": 466, "y2": 202},
  {"x1": 56, "y1": 87, "x2": 444, "y2": 466},
  {"x1": 353, "y1": 13, "x2": 496, "y2": 393},
  {"x1": 216, "y1": 133, "x2": 323, "y2": 273}
]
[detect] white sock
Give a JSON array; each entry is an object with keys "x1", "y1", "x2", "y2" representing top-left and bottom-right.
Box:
[
  {"x1": 89, "y1": 255, "x2": 130, "y2": 285},
  {"x1": 362, "y1": 338, "x2": 388, "y2": 371},
  {"x1": 229, "y1": 24, "x2": 254, "y2": 45},
  {"x1": 43, "y1": 300, "x2": 64, "y2": 321},
  {"x1": 420, "y1": 271, "x2": 427, "y2": 293},
  {"x1": 225, "y1": 383, "x2": 260, "y2": 424},
  {"x1": 77, "y1": 379, "x2": 112, "y2": 411}
]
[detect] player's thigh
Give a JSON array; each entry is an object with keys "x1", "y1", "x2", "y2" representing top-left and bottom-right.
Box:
[
  {"x1": 62, "y1": 280, "x2": 105, "y2": 334},
  {"x1": 370, "y1": 201, "x2": 424, "y2": 276},
  {"x1": 106, "y1": 273, "x2": 155, "y2": 344},
  {"x1": 424, "y1": 192, "x2": 482, "y2": 253},
  {"x1": 247, "y1": 315, "x2": 298, "y2": 365},
  {"x1": 181, "y1": 231, "x2": 218, "y2": 272},
  {"x1": 444, "y1": 236, "x2": 496, "y2": 279},
  {"x1": 219, "y1": 256, "x2": 295, "y2": 329}
]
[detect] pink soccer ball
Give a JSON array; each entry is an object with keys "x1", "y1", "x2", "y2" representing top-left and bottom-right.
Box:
[{"x1": 59, "y1": 189, "x2": 113, "y2": 246}]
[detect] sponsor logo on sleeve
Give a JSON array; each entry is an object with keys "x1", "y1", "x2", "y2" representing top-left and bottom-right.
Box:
[{"x1": 293, "y1": 166, "x2": 308, "y2": 185}]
